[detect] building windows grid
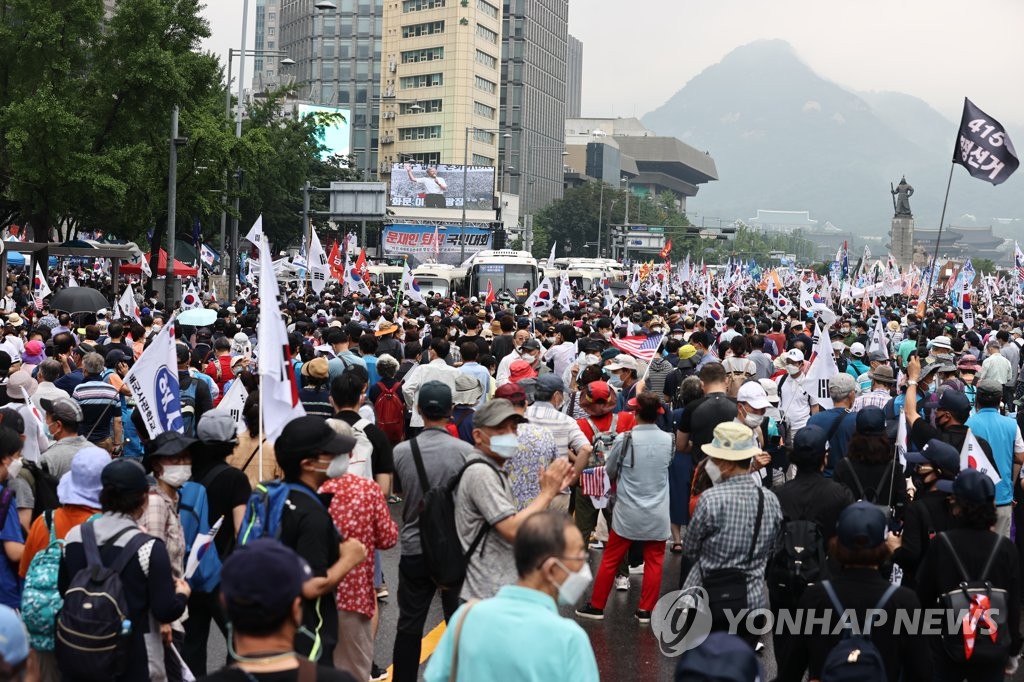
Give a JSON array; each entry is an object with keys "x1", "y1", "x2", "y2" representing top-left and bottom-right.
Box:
[
  {"x1": 400, "y1": 73, "x2": 443, "y2": 88},
  {"x1": 403, "y1": 0, "x2": 445, "y2": 11},
  {"x1": 399, "y1": 125, "x2": 442, "y2": 140},
  {"x1": 474, "y1": 75, "x2": 496, "y2": 93},
  {"x1": 473, "y1": 101, "x2": 496, "y2": 119},
  {"x1": 402, "y1": 20, "x2": 445, "y2": 38},
  {"x1": 400, "y1": 99, "x2": 443, "y2": 113},
  {"x1": 401, "y1": 46, "x2": 444, "y2": 63},
  {"x1": 476, "y1": 0, "x2": 499, "y2": 19},
  {"x1": 472, "y1": 154, "x2": 494, "y2": 166},
  {"x1": 475, "y1": 23, "x2": 498, "y2": 44},
  {"x1": 475, "y1": 49, "x2": 497, "y2": 69},
  {"x1": 473, "y1": 129, "x2": 495, "y2": 143}
]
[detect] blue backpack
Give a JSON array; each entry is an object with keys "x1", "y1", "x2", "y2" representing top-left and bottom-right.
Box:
[
  {"x1": 179, "y1": 378, "x2": 199, "y2": 437},
  {"x1": 237, "y1": 481, "x2": 321, "y2": 546},
  {"x1": 21, "y1": 511, "x2": 63, "y2": 651},
  {"x1": 178, "y1": 464, "x2": 230, "y2": 593}
]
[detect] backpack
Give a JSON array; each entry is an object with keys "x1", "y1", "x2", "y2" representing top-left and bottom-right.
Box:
[
  {"x1": 725, "y1": 370, "x2": 749, "y2": 399},
  {"x1": 410, "y1": 439, "x2": 496, "y2": 590},
  {"x1": 236, "y1": 481, "x2": 321, "y2": 546},
  {"x1": 55, "y1": 523, "x2": 151, "y2": 680},
  {"x1": 179, "y1": 377, "x2": 199, "y2": 437},
  {"x1": 819, "y1": 580, "x2": 899, "y2": 682},
  {"x1": 345, "y1": 418, "x2": 375, "y2": 480},
  {"x1": 21, "y1": 510, "x2": 63, "y2": 651},
  {"x1": 22, "y1": 459, "x2": 63, "y2": 519},
  {"x1": 373, "y1": 381, "x2": 406, "y2": 446},
  {"x1": 178, "y1": 464, "x2": 230, "y2": 593},
  {"x1": 840, "y1": 457, "x2": 896, "y2": 521},
  {"x1": 673, "y1": 367, "x2": 697, "y2": 409},
  {"x1": 768, "y1": 519, "x2": 827, "y2": 609},
  {"x1": 584, "y1": 414, "x2": 619, "y2": 468},
  {"x1": 935, "y1": 533, "x2": 1011, "y2": 665}
]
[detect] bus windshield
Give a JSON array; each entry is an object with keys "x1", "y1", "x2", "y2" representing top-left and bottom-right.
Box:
[
  {"x1": 416, "y1": 277, "x2": 450, "y2": 297},
  {"x1": 472, "y1": 263, "x2": 537, "y2": 300}
]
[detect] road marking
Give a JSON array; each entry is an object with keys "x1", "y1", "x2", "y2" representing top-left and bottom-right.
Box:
[{"x1": 385, "y1": 620, "x2": 447, "y2": 680}]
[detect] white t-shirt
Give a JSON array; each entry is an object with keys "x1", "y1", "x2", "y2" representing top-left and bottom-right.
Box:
[
  {"x1": 413, "y1": 176, "x2": 446, "y2": 194},
  {"x1": 777, "y1": 372, "x2": 819, "y2": 444}
]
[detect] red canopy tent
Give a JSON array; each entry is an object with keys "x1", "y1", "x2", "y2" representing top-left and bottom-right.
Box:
[{"x1": 120, "y1": 249, "x2": 198, "y2": 277}]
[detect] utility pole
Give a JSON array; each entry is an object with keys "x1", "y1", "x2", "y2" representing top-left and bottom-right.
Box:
[{"x1": 165, "y1": 106, "x2": 179, "y2": 306}]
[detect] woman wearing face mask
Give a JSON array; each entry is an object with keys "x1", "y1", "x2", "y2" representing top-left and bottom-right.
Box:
[
  {"x1": 58, "y1": 458, "x2": 191, "y2": 682},
  {"x1": 319, "y1": 421, "x2": 399, "y2": 681},
  {"x1": 576, "y1": 392, "x2": 674, "y2": 624},
  {"x1": 140, "y1": 431, "x2": 196, "y2": 681}
]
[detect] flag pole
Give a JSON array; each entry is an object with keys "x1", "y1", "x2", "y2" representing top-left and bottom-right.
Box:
[
  {"x1": 919, "y1": 162, "x2": 955, "y2": 324},
  {"x1": 258, "y1": 351, "x2": 264, "y2": 482}
]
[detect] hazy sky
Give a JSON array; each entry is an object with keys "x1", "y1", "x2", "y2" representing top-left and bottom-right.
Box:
[{"x1": 201, "y1": 0, "x2": 1024, "y2": 125}]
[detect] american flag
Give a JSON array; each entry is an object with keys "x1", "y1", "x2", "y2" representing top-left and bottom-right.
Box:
[
  {"x1": 580, "y1": 466, "x2": 607, "y2": 497},
  {"x1": 1015, "y1": 241, "x2": 1024, "y2": 284},
  {"x1": 610, "y1": 333, "x2": 664, "y2": 363}
]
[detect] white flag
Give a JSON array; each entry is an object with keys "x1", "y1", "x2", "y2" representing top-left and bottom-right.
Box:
[
  {"x1": 118, "y1": 284, "x2": 140, "y2": 322},
  {"x1": 307, "y1": 225, "x2": 329, "y2": 295},
  {"x1": 557, "y1": 272, "x2": 573, "y2": 309},
  {"x1": 895, "y1": 408, "x2": 908, "y2": 468},
  {"x1": 218, "y1": 380, "x2": 249, "y2": 433},
  {"x1": 802, "y1": 323, "x2": 838, "y2": 410},
  {"x1": 524, "y1": 277, "x2": 555, "y2": 312},
  {"x1": 868, "y1": 316, "x2": 889, "y2": 359},
  {"x1": 124, "y1": 317, "x2": 184, "y2": 436},
  {"x1": 547, "y1": 242, "x2": 557, "y2": 269},
  {"x1": 257, "y1": 238, "x2": 305, "y2": 444},
  {"x1": 960, "y1": 429, "x2": 1001, "y2": 485},
  {"x1": 244, "y1": 215, "x2": 264, "y2": 246},
  {"x1": 400, "y1": 262, "x2": 425, "y2": 304},
  {"x1": 33, "y1": 263, "x2": 51, "y2": 309},
  {"x1": 68, "y1": 274, "x2": 80, "y2": 288}
]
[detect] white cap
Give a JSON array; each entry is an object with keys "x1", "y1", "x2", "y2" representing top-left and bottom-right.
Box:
[
  {"x1": 604, "y1": 354, "x2": 639, "y2": 372},
  {"x1": 784, "y1": 348, "x2": 804, "y2": 363},
  {"x1": 849, "y1": 342, "x2": 866, "y2": 358},
  {"x1": 736, "y1": 382, "x2": 772, "y2": 410}
]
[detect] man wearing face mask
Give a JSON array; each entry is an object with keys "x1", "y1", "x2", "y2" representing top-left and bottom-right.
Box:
[
  {"x1": 495, "y1": 333, "x2": 539, "y2": 388},
  {"x1": 776, "y1": 348, "x2": 820, "y2": 449},
  {"x1": 455, "y1": 399, "x2": 575, "y2": 601},
  {"x1": 424, "y1": 511, "x2": 599, "y2": 682},
  {"x1": 274, "y1": 416, "x2": 370, "y2": 665}
]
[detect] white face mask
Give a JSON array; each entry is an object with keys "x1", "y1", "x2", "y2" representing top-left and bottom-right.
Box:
[
  {"x1": 6, "y1": 457, "x2": 22, "y2": 481},
  {"x1": 326, "y1": 454, "x2": 350, "y2": 479},
  {"x1": 601, "y1": 331, "x2": 612, "y2": 340},
  {"x1": 743, "y1": 413, "x2": 765, "y2": 429},
  {"x1": 705, "y1": 459, "x2": 723, "y2": 484},
  {"x1": 552, "y1": 560, "x2": 593, "y2": 606},
  {"x1": 159, "y1": 464, "x2": 192, "y2": 488},
  {"x1": 786, "y1": 364, "x2": 801, "y2": 376},
  {"x1": 487, "y1": 433, "x2": 519, "y2": 459},
  {"x1": 521, "y1": 353, "x2": 537, "y2": 364}
]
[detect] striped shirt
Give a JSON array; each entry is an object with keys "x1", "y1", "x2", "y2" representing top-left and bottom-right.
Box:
[
  {"x1": 72, "y1": 377, "x2": 120, "y2": 442},
  {"x1": 853, "y1": 389, "x2": 891, "y2": 412},
  {"x1": 524, "y1": 401, "x2": 589, "y2": 459}
]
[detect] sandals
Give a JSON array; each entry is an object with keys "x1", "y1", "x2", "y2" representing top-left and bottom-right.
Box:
[{"x1": 670, "y1": 542, "x2": 683, "y2": 554}]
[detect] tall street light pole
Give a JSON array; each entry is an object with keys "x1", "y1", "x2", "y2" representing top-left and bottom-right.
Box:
[
  {"x1": 461, "y1": 125, "x2": 505, "y2": 262},
  {"x1": 226, "y1": 0, "x2": 249, "y2": 302}
]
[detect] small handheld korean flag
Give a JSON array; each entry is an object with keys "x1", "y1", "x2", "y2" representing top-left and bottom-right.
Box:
[
  {"x1": 307, "y1": 225, "x2": 329, "y2": 294},
  {"x1": 960, "y1": 429, "x2": 1001, "y2": 485},
  {"x1": 524, "y1": 278, "x2": 555, "y2": 313},
  {"x1": 33, "y1": 263, "x2": 51, "y2": 309},
  {"x1": 400, "y1": 262, "x2": 425, "y2": 304},
  {"x1": 953, "y1": 98, "x2": 1019, "y2": 185}
]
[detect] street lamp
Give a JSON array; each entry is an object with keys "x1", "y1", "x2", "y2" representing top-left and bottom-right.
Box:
[
  {"x1": 621, "y1": 175, "x2": 631, "y2": 225},
  {"x1": 462, "y1": 126, "x2": 505, "y2": 261}
]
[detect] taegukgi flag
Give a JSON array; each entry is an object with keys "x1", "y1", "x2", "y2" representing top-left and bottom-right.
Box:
[{"x1": 954, "y1": 98, "x2": 1019, "y2": 185}]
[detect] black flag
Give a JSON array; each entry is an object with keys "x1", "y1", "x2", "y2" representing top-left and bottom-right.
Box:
[{"x1": 953, "y1": 98, "x2": 1019, "y2": 185}]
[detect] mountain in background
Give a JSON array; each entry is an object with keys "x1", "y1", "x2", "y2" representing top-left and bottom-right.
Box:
[{"x1": 641, "y1": 40, "x2": 1024, "y2": 237}]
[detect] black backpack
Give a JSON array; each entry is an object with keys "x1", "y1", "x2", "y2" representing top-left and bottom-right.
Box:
[
  {"x1": 768, "y1": 519, "x2": 827, "y2": 609},
  {"x1": 410, "y1": 439, "x2": 496, "y2": 590},
  {"x1": 21, "y1": 460, "x2": 60, "y2": 521},
  {"x1": 936, "y1": 532, "x2": 1011, "y2": 665},
  {"x1": 55, "y1": 523, "x2": 151, "y2": 680},
  {"x1": 819, "y1": 580, "x2": 899, "y2": 682}
]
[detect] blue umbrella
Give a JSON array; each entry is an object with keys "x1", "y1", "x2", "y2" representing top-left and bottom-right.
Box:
[{"x1": 177, "y1": 308, "x2": 217, "y2": 327}]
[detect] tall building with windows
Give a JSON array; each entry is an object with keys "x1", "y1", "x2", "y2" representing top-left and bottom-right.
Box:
[
  {"x1": 252, "y1": 0, "x2": 283, "y2": 92},
  {"x1": 278, "y1": 0, "x2": 383, "y2": 176},
  {"x1": 376, "y1": 0, "x2": 504, "y2": 174},
  {"x1": 566, "y1": 34, "x2": 582, "y2": 118},
  {"x1": 500, "y1": 0, "x2": 568, "y2": 216}
]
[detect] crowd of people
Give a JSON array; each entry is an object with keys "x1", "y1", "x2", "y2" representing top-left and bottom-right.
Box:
[{"x1": 0, "y1": 266, "x2": 1020, "y2": 681}]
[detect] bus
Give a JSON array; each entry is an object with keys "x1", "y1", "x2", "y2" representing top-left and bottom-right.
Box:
[
  {"x1": 410, "y1": 264, "x2": 463, "y2": 298},
  {"x1": 463, "y1": 250, "x2": 539, "y2": 302}
]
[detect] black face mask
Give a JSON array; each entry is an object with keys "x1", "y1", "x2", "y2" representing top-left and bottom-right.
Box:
[{"x1": 910, "y1": 470, "x2": 933, "y2": 491}]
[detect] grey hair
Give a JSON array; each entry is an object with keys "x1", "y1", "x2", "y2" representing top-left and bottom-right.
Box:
[
  {"x1": 829, "y1": 373, "x2": 858, "y2": 402},
  {"x1": 377, "y1": 353, "x2": 399, "y2": 378},
  {"x1": 82, "y1": 352, "x2": 105, "y2": 375}
]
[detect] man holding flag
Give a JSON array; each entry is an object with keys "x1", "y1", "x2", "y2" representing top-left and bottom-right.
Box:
[{"x1": 965, "y1": 380, "x2": 1024, "y2": 537}]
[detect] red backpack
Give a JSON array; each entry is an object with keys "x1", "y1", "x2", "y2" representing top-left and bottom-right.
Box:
[{"x1": 374, "y1": 381, "x2": 405, "y2": 445}]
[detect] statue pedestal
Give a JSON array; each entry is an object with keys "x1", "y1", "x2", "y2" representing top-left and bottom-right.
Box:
[{"x1": 890, "y1": 217, "x2": 914, "y2": 270}]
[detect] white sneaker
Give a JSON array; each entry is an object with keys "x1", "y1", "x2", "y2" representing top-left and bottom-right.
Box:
[
  {"x1": 614, "y1": 575, "x2": 630, "y2": 591},
  {"x1": 628, "y1": 563, "x2": 646, "y2": 575}
]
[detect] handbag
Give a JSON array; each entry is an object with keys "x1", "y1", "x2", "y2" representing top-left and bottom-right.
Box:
[{"x1": 701, "y1": 487, "x2": 764, "y2": 627}]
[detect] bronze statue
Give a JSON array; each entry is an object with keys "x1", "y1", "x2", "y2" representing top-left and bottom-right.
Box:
[{"x1": 891, "y1": 176, "x2": 913, "y2": 217}]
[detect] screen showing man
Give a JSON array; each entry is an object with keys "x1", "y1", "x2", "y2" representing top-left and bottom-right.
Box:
[{"x1": 406, "y1": 163, "x2": 447, "y2": 208}]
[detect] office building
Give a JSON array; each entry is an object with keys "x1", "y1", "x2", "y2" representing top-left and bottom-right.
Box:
[
  {"x1": 252, "y1": 0, "x2": 283, "y2": 92},
  {"x1": 500, "y1": 0, "x2": 569, "y2": 216},
  {"x1": 376, "y1": 0, "x2": 504, "y2": 175},
  {"x1": 566, "y1": 34, "x2": 582, "y2": 118},
  {"x1": 278, "y1": 0, "x2": 383, "y2": 176}
]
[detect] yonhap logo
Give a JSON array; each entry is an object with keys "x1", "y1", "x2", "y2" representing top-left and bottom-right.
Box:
[
  {"x1": 652, "y1": 587, "x2": 713, "y2": 657},
  {"x1": 154, "y1": 367, "x2": 184, "y2": 432}
]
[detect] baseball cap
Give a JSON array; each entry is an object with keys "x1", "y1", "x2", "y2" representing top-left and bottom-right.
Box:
[
  {"x1": 40, "y1": 396, "x2": 83, "y2": 424},
  {"x1": 855, "y1": 407, "x2": 886, "y2": 435},
  {"x1": 939, "y1": 467, "x2": 996, "y2": 502},
  {"x1": 605, "y1": 354, "x2": 638, "y2": 372},
  {"x1": 937, "y1": 390, "x2": 971, "y2": 420},
  {"x1": 582, "y1": 380, "x2": 613, "y2": 403},
  {"x1": 905, "y1": 438, "x2": 959, "y2": 476},
  {"x1": 474, "y1": 398, "x2": 527, "y2": 428},
  {"x1": 736, "y1": 382, "x2": 771, "y2": 410},
  {"x1": 276, "y1": 416, "x2": 357, "y2": 466},
  {"x1": 494, "y1": 382, "x2": 527, "y2": 404},
  {"x1": 197, "y1": 410, "x2": 240, "y2": 444},
  {"x1": 101, "y1": 458, "x2": 150, "y2": 495},
  {"x1": 836, "y1": 501, "x2": 887, "y2": 549},
  {"x1": 221, "y1": 539, "x2": 313, "y2": 631},
  {"x1": 977, "y1": 380, "x2": 1003, "y2": 403},
  {"x1": 849, "y1": 342, "x2": 866, "y2": 358},
  {"x1": 417, "y1": 381, "x2": 453, "y2": 419},
  {"x1": 675, "y1": 632, "x2": 760, "y2": 682},
  {"x1": 758, "y1": 378, "x2": 781, "y2": 405},
  {"x1": 520, "y1": 338, "x2": 542, "y2": 352},
  {"x1": 783, "y1": 348, "x2": 804, "y2": 363},
  {"x1": 791, "y1": 425, "x2": 828, "y2": 466},
  {"x1": 536, "y1": 374, "x2": 565, "y2": 394}
]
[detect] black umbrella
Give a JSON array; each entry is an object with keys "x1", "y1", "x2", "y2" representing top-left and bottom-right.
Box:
[{"x1": 50, "y1": 287, "x2": 109, "y2": 314}]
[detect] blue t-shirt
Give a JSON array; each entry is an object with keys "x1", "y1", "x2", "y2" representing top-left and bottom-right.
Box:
[{"x1": 0, "y1": 487, "x2": 23, "y2": 609}]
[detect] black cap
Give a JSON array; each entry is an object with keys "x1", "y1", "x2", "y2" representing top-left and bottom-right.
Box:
[
  {"x1": 101, "y1": 459, "x2": 149, "y2": 495},
  {"x1": 675, "y1": 632, "x2": 761, "y2": 682},
  {"x1": 940, "y1": 468, "x2": 996, "y2": 503},
  {"x1": 790, "y1": 425, "x2": 828, "y2": 467},
  {"x1": 146, "y1": 431, "x2": 197, "y2": 458},
  {"x1": 417, "y1": 380, "x2": 453, "y2": 419},
  {"x1": 836, "y1": 501, "x2": 887, "y2": 549},
  {"x1": 855, "y1": 407, "x2": 886, "y2": 435},
  {"x1": 905, "y1": 438, "x2": 960, "y2": 476},
  {"x1": 221, "y1": 539, "x2": 312, "y2": 630},
  {"x1": 521, "y1": 338, "x2": 542, "y2": 352},
  {"x1": 937, "y1": 390, "x2": 971, "y2": 421},
  {"x1": 276, "y1": 416, "x2": 357, "y2": 466},
  {"x1": 0, "y1": 408, "x2": 25, "y2": 436}
]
